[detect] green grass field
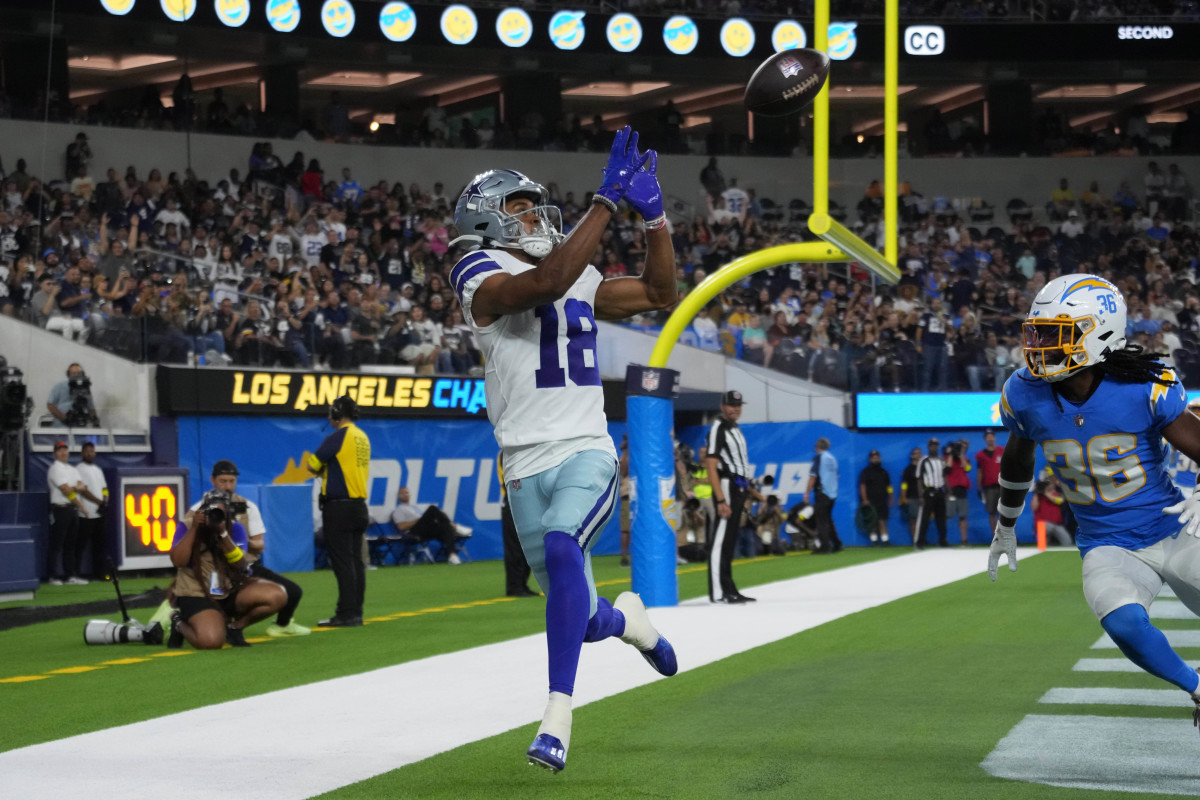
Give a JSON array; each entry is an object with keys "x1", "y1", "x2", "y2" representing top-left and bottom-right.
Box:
[{"x1": 3, "y1": 549, "x2": 1194, "y2": 799}]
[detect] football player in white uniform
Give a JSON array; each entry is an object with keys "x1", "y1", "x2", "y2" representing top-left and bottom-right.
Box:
[
  {"x1": 989, "y1": 274, "x2": 1200, "y2": 731},
  {"x1": 450, "y1": 127, "x2": 678, "y2": 773}
]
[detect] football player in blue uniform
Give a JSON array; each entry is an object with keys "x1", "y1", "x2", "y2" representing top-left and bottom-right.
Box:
[{"x1": 989, "y1": 274, "x2": 1200, "y2": 729}]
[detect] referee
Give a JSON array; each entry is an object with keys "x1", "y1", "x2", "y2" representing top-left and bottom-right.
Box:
[
  {"x1": 705, "y1": 390, "x2": 756, "y2": 604},
  {"x1": 307, "y1": 395, "x2": 371, "y2": 627},
  {"x1": 915, "y1": 437, "x2": 949, "y2": 549}
]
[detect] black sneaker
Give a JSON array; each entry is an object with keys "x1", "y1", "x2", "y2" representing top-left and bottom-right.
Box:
[
  {"x1": 732, "y1": 593, "x2": 757, "y2": 603},
  {"x1": 167, "y1": 612, "x2": 184, "y2": 649},
  {"x1": 225, "y1": 625, "x2": 251, "y2": 647},
  {"x1": 317, "y1": 615, "x2": 363, "y2": 628}
]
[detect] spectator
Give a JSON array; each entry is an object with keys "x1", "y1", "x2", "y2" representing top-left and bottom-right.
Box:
[
  {"x1": 1049, "y1": 177, "x2": 1075, "y2": 220},
  {"x1": 389, "y1": 486, "x2": 464, "y2": 565},
  {"x1": 917, "y1": 296, "x2": 950, "y2": 391},
  {"x1": 699, "y1": 157, "x2": 725, "y2": 200}
]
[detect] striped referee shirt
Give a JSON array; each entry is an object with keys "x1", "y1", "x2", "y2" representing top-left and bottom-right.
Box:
[
  {"x1": 917, "y1": 454, "x2": 947, "y2": 493},
  {"x1": 707, "y1": 418, "x2": 750, "y2": 478}
]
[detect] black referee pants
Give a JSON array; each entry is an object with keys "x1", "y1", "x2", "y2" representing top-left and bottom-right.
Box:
[
  {"x1": 322, "y1": 499, "x2": 369, "y2": 619},
  {"x1": 916, "y1": 489, "x2": 948, "y2": 547},
  {"x1": 707, "y1": 476, "x2": 747, "y2": 602},
  {"x1": 501, "y1": 499, "x2": 532, "y2": 595}
]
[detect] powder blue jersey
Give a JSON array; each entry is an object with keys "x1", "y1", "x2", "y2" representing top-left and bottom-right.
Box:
[{"x1": 1000, "y1": 366, "x2": 1187, "y2": 555}]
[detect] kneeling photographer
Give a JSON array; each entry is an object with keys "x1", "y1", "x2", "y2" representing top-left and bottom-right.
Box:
[
  {"x1": 185, "y1": 459, "x2": 310, "y2": 638},
  {"x1": 168, "y1": 490, "x2": 286, "y2": 649}
]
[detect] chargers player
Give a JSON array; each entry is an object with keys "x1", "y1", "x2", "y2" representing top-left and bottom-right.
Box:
[
  {"x1": 989, "y1": 274, "x2": 1200, "y2": 729},
  {"x1": 449, "y1": 127, "x2": 679, "y2": 773}
]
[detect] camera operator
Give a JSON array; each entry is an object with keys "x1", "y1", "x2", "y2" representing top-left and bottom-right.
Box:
[
  {"x1": 168, "y1": 489, "x2": 287, "y2": 649},
  {"x1": 1032, "y1": 474, "x2": 1073, "y2": 547},
  {"x1": 943, "y1": 439, "x2": 973, "y2": 546},
  {"x1": 184, "y1": 460, "x2": 310, "y2": 637},
  {"x1": 752, "y1": 494, "x2": 786, "y2": 556},
  {"x1": 46, "y1": 363, "x2": 99, "y2": 428}
]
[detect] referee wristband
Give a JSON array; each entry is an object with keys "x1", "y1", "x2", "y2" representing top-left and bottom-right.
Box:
[{"x1": 998, "y1": 476, "x2": 1033, "y2": 491}]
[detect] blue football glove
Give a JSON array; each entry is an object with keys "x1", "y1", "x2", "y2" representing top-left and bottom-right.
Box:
[
  {"x1": 626, "y1": 150, "x2": 664, "y2": 221},
  {"x1": 595, "y1": 126, "x2": 648, "y2": 209}
]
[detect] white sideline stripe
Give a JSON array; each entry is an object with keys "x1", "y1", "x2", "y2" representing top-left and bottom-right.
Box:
[
  {"x1": 0, "y1": 550, "x2": 1013, "y2": 800},
  {"x1": 1074, "y1": 658, "x2": 1200, "y2": 673},
  {"x1": 1092, "y1": 629, "x2": 1200, "y2": 649},
  {"x1": 1040, "y1": 687, "x2": 1193, "y2": 708},
  {"x1": 983, "y1": 714, "x2": 1200, "y2": 795},
  {"x1": 1149, "y1": 600, "x2": 1199, "y2": 620}
]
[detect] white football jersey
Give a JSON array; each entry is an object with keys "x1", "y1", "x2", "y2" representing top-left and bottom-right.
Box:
[{"x1": 453, "y1": 248, "x2": 615, "y2": 481}]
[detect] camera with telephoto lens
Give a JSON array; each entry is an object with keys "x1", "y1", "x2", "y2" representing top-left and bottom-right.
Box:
[
  {"x1": 750, "y1": 474, "x2": 775, "y2": 490},
  {"x1": 65, "y1": 373, "x2": 99, "y2": 428},
  {"x1": 83, "y1": 618, "x2": 163, "y2": 646}
]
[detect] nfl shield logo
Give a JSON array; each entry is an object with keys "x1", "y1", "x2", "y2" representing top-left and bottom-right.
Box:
[
  {"x1": 777, "y1": 56, "x2": 803, "y2": 78},
  {"x1": 642, "y1": 370, "x2": 660, "y2": 392}
]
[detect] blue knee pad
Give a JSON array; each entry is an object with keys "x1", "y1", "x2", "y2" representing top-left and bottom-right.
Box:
[{"x1": 1101, "y1": 603, "x2": 1199, "y2": 693}]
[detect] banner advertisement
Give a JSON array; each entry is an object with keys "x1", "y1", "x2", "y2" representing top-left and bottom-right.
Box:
[{"x1": 175, "y1": 415, "x2": 628, "y2": 562}]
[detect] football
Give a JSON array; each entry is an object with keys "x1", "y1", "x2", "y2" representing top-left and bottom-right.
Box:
[{"x1": 743, "y1": 49, "x2": 831, "y2": 117}]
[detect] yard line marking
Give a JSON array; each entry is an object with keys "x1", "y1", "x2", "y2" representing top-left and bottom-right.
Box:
[
  {"x1": 0, "y1": 550, "x2": 1024, "y2": 800},
  {"x1": 983, "y1": 714, "x2": 1200, "y2": 795},
  {"x1": 1074, "y1": 658, "x2": 1200, "y2": 672},
  {"x1": 1149, "y1": 601, "x2": 1199, "y2": 620},
  {"x1": 1039, "y1": 687, "x2": 1192, "y2": 708},
  {"x1": 1092, "y1": 630, "x2": 1200, "y2": 649}
]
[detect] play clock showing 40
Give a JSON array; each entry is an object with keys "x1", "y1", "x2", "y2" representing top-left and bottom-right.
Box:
[{"x1": 123, "y1": 481, "x2": 180, "y2": 556}]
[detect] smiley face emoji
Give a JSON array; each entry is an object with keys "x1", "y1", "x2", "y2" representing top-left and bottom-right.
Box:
[
  {"x1": 771, "y1": 20, "x2": 806, "y2": 52},
  {"x1": 662, "y1": 16, "x2": 697, "y2": 55},
  {"x1": 160, "y1": 0, "x2": 196, "y2": 21},
  {"x1": 827, "y1": 22, "x2": 858, "y2": 60},
  {"x1": 720, "y1": 18, "x2": 755, "y2": 57},
  {"x1": 495, "y1": 8, "x2": 532, "y2": 48},
  {"x1": 321, "y1": 0, "x2": 356, "y2": 37},
  {"x1": 440, "y1": 4, "x2": 477, "y2": 45},
  {"x1": 606, "y1": 13, "x2": 642, "y2": 53},
  {"x1": 214, "y1": 0, "x2": 249, "y2": 27},
  {"x1": 549, "y1": 10, "x2": 585, "y2": 51},
  {"x1": 100, "y1": 0, "x2": 136, "y2": 16},
  {"x1": 266, "y1": 0, "x2": 300, "y2": 32},
  {"x1": 379, "y1": 2, "x2": 415, "y2": 42}
]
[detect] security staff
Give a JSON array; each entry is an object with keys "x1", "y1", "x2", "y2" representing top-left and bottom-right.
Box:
[
  {"x1": 307, "y1": 395, "x2": 371, "y2": 627},
  {"x1": 186, "y1": 459, "x2": 311, "y2": 637},
  {"x1": 690, "y1": 446, "x2": 714, "y2": 529},
  {"x1": 705, "y1": 390, "x2": 756, "y2": 604},
  {"x1": 915, "y1": 437, "x2": 949, "y2": 549}
]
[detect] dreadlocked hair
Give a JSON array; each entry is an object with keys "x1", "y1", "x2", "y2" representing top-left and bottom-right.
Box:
[{"x1": 1099, "y1": 344, "x2": 1175, "y2": 386}]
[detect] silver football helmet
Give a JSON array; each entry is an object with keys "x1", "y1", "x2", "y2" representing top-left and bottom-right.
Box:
[
  {"x1": 450, "y1": 169, "x2": 564, "y2": 259},
  {"x1": 1023, "y1": 273, "x2": 1128, "y2": 382}
]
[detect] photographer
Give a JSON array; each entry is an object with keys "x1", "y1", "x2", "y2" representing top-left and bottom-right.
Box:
[
  {"x1": 752, "y1": 494, "x2": 786, "y2": 556},
  {"x1": 1032, "y1": 474, "x2": 1073, "y2": 547},
  {"x1": 168, "y1": 489, "x2": 287, "y2": 649},
  {"x1": 46, "y1": 363, "x2": 99, "y2": 428},
  {"x1": 943, "y1": 439, "x2": 973, "y2": 546},
  {"x1": 185, "y1": 460, "x2": 310, "y2": 638}
]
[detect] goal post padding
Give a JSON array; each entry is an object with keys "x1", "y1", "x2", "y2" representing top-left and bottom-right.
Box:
[{"x1": 625, "y1": 365, "x2": 680, "y2": 608}]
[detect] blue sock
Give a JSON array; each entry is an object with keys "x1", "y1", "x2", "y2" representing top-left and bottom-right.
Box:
[
  {"x1": 584, "y1": 597, "x2": 626, "y2": 643},
  {"x1": 1101, "y1": 604, "x2": 1199, "y2": 693},
  {"x1": 544, "y1": 530, "x2": 589, "y2": 696}
]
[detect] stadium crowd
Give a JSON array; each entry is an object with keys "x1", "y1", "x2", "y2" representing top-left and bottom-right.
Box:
[{"x1": 0, "y1": 134, "x2": 1198, "y2": 392}]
